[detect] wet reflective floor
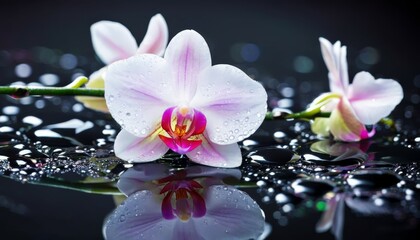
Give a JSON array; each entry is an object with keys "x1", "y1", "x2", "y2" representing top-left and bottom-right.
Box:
[{"x1": 0, "y1": 88, "x2": 418, "y2": 239}]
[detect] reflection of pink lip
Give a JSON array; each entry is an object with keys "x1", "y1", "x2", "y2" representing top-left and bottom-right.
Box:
[
  {"x1": 116, "y1": 163, "x2": 242, "y2": 197},
  {"x1": 104, "y1": 164, "x2": 265, "y2": 240},
  {"x1": 116, "y1": 164, "x2": 243, "y2": 221},
  {"x1": 158, "y1": 171, "x2": 206, "y2": 221}
]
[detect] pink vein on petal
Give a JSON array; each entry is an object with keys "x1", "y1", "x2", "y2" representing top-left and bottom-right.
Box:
[{"x1": 95, "y1": 30, "x2": 134, "y2": 63}]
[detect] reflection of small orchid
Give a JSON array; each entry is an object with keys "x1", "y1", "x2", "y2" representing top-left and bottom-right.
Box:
[
  {"x1": 76, "y1": 14, "x2": 168, "y2": 112},
  {"x1": 310, "y1": 140, "x2": 371, "y2": 162},
  {"x1": 105, "y1": 30, "x2": 267, "y2": 167},
  {"x1": 309, "y1": 140, "x2": 376, "y2": 172},
  {"x1": 317, "y1": 191, "x2": 404, "y2": 240},
  {"x1": 310, "y1": 38, "x2": 403, "y2": 142},
  {"x1": 103, "y1": 164, "x2": 265, "y2": 240}
]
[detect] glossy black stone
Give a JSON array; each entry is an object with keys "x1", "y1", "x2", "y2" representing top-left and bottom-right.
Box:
[{"x1": 347, "y1": 170, "x2": 402, "y2": 190}]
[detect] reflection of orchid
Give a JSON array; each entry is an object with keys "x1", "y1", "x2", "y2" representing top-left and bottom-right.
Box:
[
  {"x1": 103, "y1": 164, "x2": 265, "y2": 240},
  {"x1": 310, "y1": 140, "x2": 371, "y2": 162},
  {"x1": 316, "y1": 193, "x2": 345, "y2": 240},
  {"x1": 310, "y1": 38, "x2": 403, "y2": 142},
  {"x1": 76, "y1": 14, "x2": 168, "y2": 112},
  {"x1": 308, "y1": 140, "x2": 376, "y2": 172},
  {"x1": 316, "y1": 191, "x2": 404, "y2": 240},
  {"x1": 105, "y1": 30, "x2": 267, "y2": 167}
]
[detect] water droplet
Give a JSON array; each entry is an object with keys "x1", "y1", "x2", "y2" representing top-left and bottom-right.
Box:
[
  {"x1": 15, "y1": 63, "x2": 32, "y2": 78},
  {"x1": 2, "y1": 106, "x2": 20, "y2": 115},
  {"x1": 59, "y1": 53, "x2": 78, "y2": 70},
  {"x1": 39, "y1": 73, "x2": 59, "y2": 86},
  {"x1": 22, "y1": 116, "x2": 42, "y2": 127},
  {"x1": 293, "y1": 56, "x2": 314, "y2": 73},
  {"x1": 35, "y1": 99, "x2": 46, "y2": 109}
]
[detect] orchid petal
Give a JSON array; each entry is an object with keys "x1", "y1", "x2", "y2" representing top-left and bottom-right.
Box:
[
  {"x1": 311, "y1": 117, "x2": 330, "y2": 137},
  {"x1": 75, "y1": 96, "x2": 108, "y2": 113},
  {"x1": 105, "y1": 54, "x2": 174, "y2": 137},
  {"x1": 329, "y1": 98, "x2": 373, "y2": 142},
  {"x1": 161, "y1": 191, "x2": 177, "y2": 220},
  {"x1": 194, "y1": 186, "x2": 265, "y2": 240},
  {"x1": 172, "y1": 221, "x2": 205, "y2": 240},
  {"x1": 91, "y1": 21, "x2": 137, "y2": 64},
  {"x1": 117, "y1": 164, "x2": 170, "y2": 196},
  {"x1": 103, "y1": 190, "x2": 176, "y2": 240},
  {"x1": 191, "y1": 64, "x2": 267, "y2": 144},
  {"x1": 186, "y1": 134, "x2": 242, "y2": 168},
  {"x1": 319, "y1": 37, "x2": 349, "y2": 94},
  {"x1": 86, "y1": 68, "x2": 106, "y2": 89},
  {"x1": 309, "y1": 92, "x2": 339, "y2": 112},
  {"x1": 186, "y1": 108, "x2": 207, "y2": 137},
  {"x1": 137, "y1": 14, "x2": 169, "y2": 56},
  {"x1": 316, "y1": 194, "x2": 345, "y2": 239},
  {"x1": 75, "y1": 68, "x2": 108, "y2": 112},
  {"x1": 348, "y1": 71, "x2": 403, "y2": 125},
  {"x1": 189, "y1": 189, "x2": 206, "y2": 218},
  {"x1": 159, "y1": 135, "x2": 202, "y2": 154},
  {"x1": 164, "y1": 30, "x2": 212, "y2": 103},
  {"x1": 114, "y1": 129, "x2": 168, "y2": 163}
]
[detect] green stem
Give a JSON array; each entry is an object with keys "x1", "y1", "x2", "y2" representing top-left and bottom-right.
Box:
[
  {"x1": 265, "y1": 93, "x2": 340, "y2": 121},
  {"x1": 0, "y1": 82, "x2": 332, "y2": 120},
  {"x1": 0, "y1": 86, "x2": 104, "y2": 97},
  {"x1": 0, "y1": 77, "x2": 104, "y2": 98},
  {"x1": 265, "y1": 109, "x2": 331, "y2": 121},
  {"x1": 285, "y1": 110, "x2": 331, "y2": 120},
  {"x1": 64, "y1": 76, "x2": 89, "y2": 88}
]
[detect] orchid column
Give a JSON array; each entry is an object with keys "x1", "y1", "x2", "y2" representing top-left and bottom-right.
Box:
[{"x1": 104, "y1": 30, "x2": 268, "y2": 168}]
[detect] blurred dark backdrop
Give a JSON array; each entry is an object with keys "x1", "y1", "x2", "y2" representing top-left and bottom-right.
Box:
[{"x1": 1, "y1": 0, "x2": 419, "y2": 118}]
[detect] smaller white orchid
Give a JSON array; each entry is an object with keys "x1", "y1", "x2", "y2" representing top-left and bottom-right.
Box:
[
  {"x1": 76, "y1": 14, "x2": 168, "y2": 112},
  {"x1": 310, "y1": 38, "x2": 403, "y2": 141},
  {"x1": 105, "y1": 30, "x2": 267, "y2": 168}
]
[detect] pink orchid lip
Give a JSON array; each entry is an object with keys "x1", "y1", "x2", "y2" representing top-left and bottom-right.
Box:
[
  {"x1": 159, "y1": 106, "x2": 207, "y2": 154},
  {"x1": 158, "y1": 171, "x2": 206, "y2": 221}
]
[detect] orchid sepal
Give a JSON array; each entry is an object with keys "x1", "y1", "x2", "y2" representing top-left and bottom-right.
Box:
[{"x1": 76, "y1": 14, "x2": 169, "y2": 112}]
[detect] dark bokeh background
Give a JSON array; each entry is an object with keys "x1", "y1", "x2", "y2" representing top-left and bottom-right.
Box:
[
  {"x1": 1, "y1": 0, "x2": 419, "y2": 118},
  {"x1": 0, "y1": 1, "x2": 419, "y2": 239}
]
